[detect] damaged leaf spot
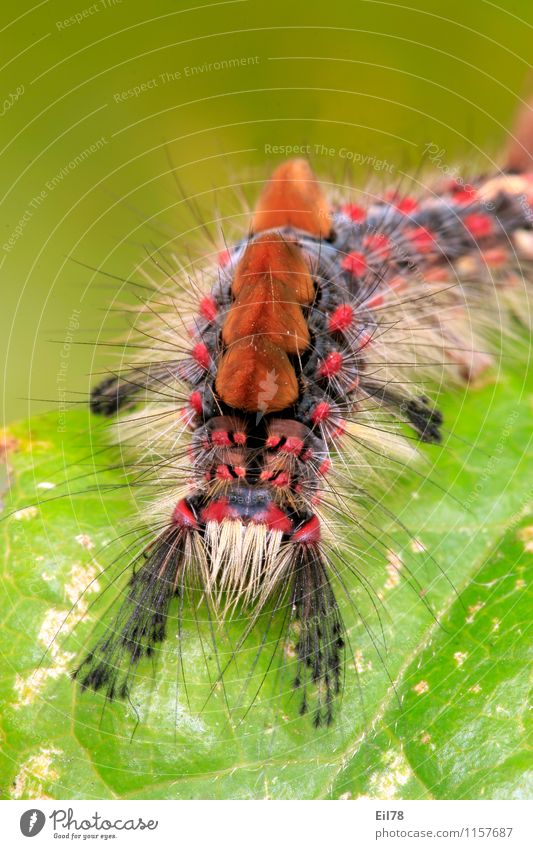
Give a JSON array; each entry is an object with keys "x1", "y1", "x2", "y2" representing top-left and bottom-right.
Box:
[
  {"x1": 12, "y1": 561, "x2": 101, "y2": 708},
  {"x1": 13, "y1": 506, "x2": 38, "y2": 521},
  {"x1": 11, "y1": 746, "x2": 62, "y2": 799}
]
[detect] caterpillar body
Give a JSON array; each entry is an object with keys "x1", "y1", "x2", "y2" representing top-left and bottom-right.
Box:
[{"x1": 74, "y1": 113, "x2": 533, "y2": 727}]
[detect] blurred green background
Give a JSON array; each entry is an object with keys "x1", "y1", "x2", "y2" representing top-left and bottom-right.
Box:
[{"x1": 2, "y1": 0, "x2": 533, "y2": 424}]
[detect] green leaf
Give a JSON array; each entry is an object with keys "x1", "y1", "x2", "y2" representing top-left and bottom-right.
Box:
[{"x1": 1, "y1": 359, "x2": 532, "y2": 800}]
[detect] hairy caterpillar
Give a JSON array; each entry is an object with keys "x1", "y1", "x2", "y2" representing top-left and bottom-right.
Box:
[{"x1": 73, "y1": 104, "x2": 533, "y2": 728}]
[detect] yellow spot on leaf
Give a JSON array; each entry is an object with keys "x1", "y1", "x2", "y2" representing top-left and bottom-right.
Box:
[
  {"x1": 13, "y1": 506, "x2": 38, "y2": 521},
  {"x1": 12, "y1": 561, "x2": 101, "y2": 708},
  {"x1": 384, "y1": 551, "x2": 402, "y2": 590},
  {"x1": 466, "y1": 600, "x2": 484, "y2": 624},
  {"x1": 75, "y1": 533, "x2": 94, "y2": 550},
  {"x1": 12, "y1": 746, "x2": 62, "y2": 799},
  {"x1": 367, "y1": 749, "x2": 413, "y2": 799},
  {"x1": 517, "y1": 525, "x2": 533, "y2": 553},
  {"x1": 353, "y1": 649, "x2": 373, "y2": 674}
]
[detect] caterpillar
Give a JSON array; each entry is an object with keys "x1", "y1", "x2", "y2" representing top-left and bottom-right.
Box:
[{"x1": 73, "y1": 103, "x2": 533, "y2": 727}]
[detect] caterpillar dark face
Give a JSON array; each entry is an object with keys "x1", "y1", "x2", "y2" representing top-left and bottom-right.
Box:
[{"x1": 74, "y1": 108, "x2": 533, "y2": 727}]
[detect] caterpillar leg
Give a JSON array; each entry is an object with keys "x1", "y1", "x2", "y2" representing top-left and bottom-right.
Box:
[
  {"x1": 360, "y1": 380, "x2": 443, "y2": 443},
  {"x1": 90, "y1": 361, "x2": 183, "y2": 415}
]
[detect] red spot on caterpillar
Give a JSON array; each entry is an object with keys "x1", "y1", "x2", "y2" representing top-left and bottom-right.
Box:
[
  {"x1": 192, "y1": 343, "x2": 210, "y2": 369},
  {"x1": 211, "y1": 430, "x2": 232, "y2": 447},
  {"x1": 172, "y1": 499, "x2": 198, "y2": 529},
  {"x1": 281, "y1": 436, "x2": 304, "y2": 455},
  {"x1": 363, "y1": 233, "x2": 391, "y2": 256},
  {"x1": 364, "y1": 292, "x2": 384, "y2": 308},
  {"x1": 425, "y1": 267, "x2": 450, "y2": 282},
  {"x1": 342, "y1": 203, "x2": 366, "y2": 221},
  {"x1": 189, "y1": 391, "x2": 203, "y2": 415},
  {"x1": 215, "y1": 465, "x2": 234, "y2": 481},
  {"x1": 483, "y1": 247, "x2": 508, "y2": 268},
  {"x1": 261, "y1": 504, "x2": 293, "y2": 533},
  {"x1": 252, "y1": 159, "x2": 332, "y2": 237},
  {"x1": 201, "y1": 498, "x2": 231, "y2": 524},
  {"x1": 408, "y1": 226, "x2": 435, "y2": 253},
  {"x1": 218, "y1": 248, "x2": 231, "y2": 266},
  {"x1": 396, "y1": 197, "x2": 418, "y2": 213},
  {"x1": 328, "y1": 303, "x2": 354, "y2": 332},
  {"x1": 271, "y1": 471, "x2": 290, "y2": 488},
  {"x1": 385, "y1": 192, "x2": 418, "y2": 214},
  {"x1": 234, "y1": 466, "x2": 246, "y2": 478},
  {"x1": 199, "y1": 295, "x2": 218, "y2": 322},
  {"x1": 311, "y1": 401, "x2": 331, "y2": 424},
  {"x1": 318, "y1": 351, "x2": 343, "y2": 378},
  {"x1": 292, "y1": 514, "x2": 321, "y2": 545},
  {"x1": 464, "y1": 213, "x2": 493, "y2": 238},
  {"x1": 319, "y1": 459, "x2": 331, "y2": 476},
  {"x1": 452, "y1": 186, "x2": 478, "y2": 204},
  {"x1": 233, "y1": 431, "x2": 247, "y2": 446},
  {"x1": 342, "y1": 251, "x2": 367, "y2": 277},
  {"x1": 266, "y1": 434, "x2": 281, "y2": 449}
]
